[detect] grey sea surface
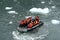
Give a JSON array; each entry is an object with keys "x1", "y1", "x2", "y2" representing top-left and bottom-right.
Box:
[{"x1": 0, "y1": 0, "x2": 60, "y2": 40}]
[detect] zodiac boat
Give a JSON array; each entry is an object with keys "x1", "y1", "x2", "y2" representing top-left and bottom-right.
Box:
[{"x1": 17, "y1": 16, "x2": 44, "y2": 32}]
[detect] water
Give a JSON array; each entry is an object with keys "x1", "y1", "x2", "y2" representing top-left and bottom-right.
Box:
[{"x1": 0, "y1": 0, "x2": 60, "y2": 40}]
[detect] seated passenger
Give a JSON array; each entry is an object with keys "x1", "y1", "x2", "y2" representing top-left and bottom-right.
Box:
[
  {"x1": 27, "y1": 16, "x2": 40, "y2": 28},
  {"x1": 27, "y1": 21, "x2": 34, "y2": 28},
  {"x1": 20, "y1": 17, "x2": 32, "y2": 25}
]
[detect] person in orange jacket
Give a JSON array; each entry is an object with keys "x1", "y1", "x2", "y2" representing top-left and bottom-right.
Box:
[
  {"x1": 27, "y1": 16, "x2": 40, "y2": 28},
  {"x1": 20, "y1": 17, "x2": 32, "y2": 25},
  {"x1": 27, "y1": 21, "x2": 34, "y2": 28},
  {"x1": 34, "y1": 16, "x2": 40, "y2": 25}
]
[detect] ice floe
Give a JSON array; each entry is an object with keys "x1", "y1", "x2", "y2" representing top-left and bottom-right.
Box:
[
  {"x1": 5, "y1": 7, "x2": 12, "y2": 10},
  {"x1": 41, "y1": 1, "x2": 45, "y2": 4},
  {"x1": 25, "y1": 16, "x2": 32, "y2": 18},
  {"x1": 9, "y1": 21, "x2": 13, "y2": 24},
  {"x1": 25, "y1": 16, "x2": 35, "y2": 18},
  {"x1": 29, "y1": 7, "x2": 50, "y2": 15},
  {"x1": 51, "y1": 6, "x2": 56, "y2": 8},
  {"x1": 7, "y1": 11, "x2": 18, "y2": 14},
  {"x1": 51, "y1": 20, "x2": 60, "y2": 24}
]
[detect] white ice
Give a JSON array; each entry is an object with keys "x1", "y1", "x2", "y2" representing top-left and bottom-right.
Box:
[
  {"x1": 25, "y1": 16, "x2": 32, "y2": 18},
  {"x1": 25, "y1": 16, "x2": 35, "y2": 18},
  {"x1": 51, "y1": 20, "x2": 60, "y2": 24},
  {"x1": 51, "y1": 6, "x2": 56, "y2": 8},
  {"x1": 29, "y1": 7, "x2": 50, "y2": 15},
  {"x1": 41, "y1": 1, "x2": 45, "y2": 4},
  {"x1": 7, "y1": 11, "x2": 18, "y2": 14},
  {"x1": 9, "y1": 21, "x2": 13, "y2": 24},
  {"x1": 5, "y1": 7, "x2": 12, "y2": 10}
]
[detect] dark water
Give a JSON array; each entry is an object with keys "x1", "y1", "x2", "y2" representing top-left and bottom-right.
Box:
[{"x1": 0, "y1": 0, "x2": 60, "y2": 40}]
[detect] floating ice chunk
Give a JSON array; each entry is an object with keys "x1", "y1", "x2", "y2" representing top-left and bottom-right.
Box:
[
  {"x1": 9, "y1": 21, "x2": 13, "y2": 24},
  {"x1": 25, "y1": 16, "x2": 32, "y2": 18},
  {"x1": 51, "y1": 20, "x2": 60, "y2": 24},
  {"x1": 25, "y1": 16, "x2": 35, "y2": 20},
  {"x1": 51, "y1": 6, "x2": 56, "y2": 8},
  {"x1": 25, "y1": 16, "x2": 35, "y2": 18},
  {"x1": 41, "y1": 1, "x2": 45, "y2": 4},
  {"x1": 29, "y1": 7, "x2": 50, "y2": 14},
  {"x1": 5, "y1": 7, "x2": 12, "y2": 10},
  {"x1": 7, "y1": 11, "x2": 18, "y2": 14},
  {"x1": 8, "y1": 11, "x2": 15, "y2": 13},
  {"x1": 41, "y1": 8, "x2": 50, "y2": 14}
]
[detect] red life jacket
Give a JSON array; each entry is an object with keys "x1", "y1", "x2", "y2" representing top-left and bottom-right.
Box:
[
  {"x1": 20, "y1": 17, "x2": 32, "y2": 25},
  {"x1": 27, "y1": 19, "x2": 39, "y2": 28},
  {"x1": 27, "y1": 22, "x2": 34, "y2": 28},
  {"x1": 20, "y1": 20, "x2": 26, "y2": 25}
]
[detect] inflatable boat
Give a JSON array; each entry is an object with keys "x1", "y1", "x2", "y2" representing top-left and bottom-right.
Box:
[{"x1": 17, "y1": 16, "x2": 44, "y2": 32}]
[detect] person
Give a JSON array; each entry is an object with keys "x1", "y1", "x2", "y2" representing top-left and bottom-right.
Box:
[
  {"x1": 26, "y1": 17, "x2": 32, "y2": 23},
  {"x1": 20, "y1": 17, "x2": 32, "y2": 25},
  {"x1": 27, "y1": 21, "x2": 34, "y2": 28},
  {"x1": 27, "y1": 16, "x2": 40, "y2": 28}
]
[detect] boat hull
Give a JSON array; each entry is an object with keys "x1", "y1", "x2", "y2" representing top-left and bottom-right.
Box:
[{"x1": 17, "y1": 21, "x2": 44, "y2": 32}]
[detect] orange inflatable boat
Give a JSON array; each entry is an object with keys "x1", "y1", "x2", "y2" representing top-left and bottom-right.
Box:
[{"x1": 17, "y1": 16, "x2": 44, "y2": 32}]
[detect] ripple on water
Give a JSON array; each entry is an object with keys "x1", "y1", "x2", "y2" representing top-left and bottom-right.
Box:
[{"x1": 12, "y1": 24, "x2": 49, "y2": 40}]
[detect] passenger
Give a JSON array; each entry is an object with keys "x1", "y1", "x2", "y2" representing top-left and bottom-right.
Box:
[
  {"x1": 27, "y1": 16, "x2": 40, "y2": 28},
  {"x1": 27, "y1": 21, "x2": 34, "y2": 28},
  {"x1": 20, "y1": 16, "x2": 40, "y2": 28},
  {"x1": 20, "y1": 17, "x2": 32, "y2": 25},
  {"x1": 33, "y1": 16, "x2": 39, "y2": 25},
  {"x1": 26, "y1": 17, "x2": 32, "y2": 23},
  {"x1": 20, "y1": 20, "x2": 26, "y2": 25}
]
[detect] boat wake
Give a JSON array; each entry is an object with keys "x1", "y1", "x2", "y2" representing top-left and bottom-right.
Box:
[{"x1": 12, "y1": 24, "x2": 49, "y2": 40}]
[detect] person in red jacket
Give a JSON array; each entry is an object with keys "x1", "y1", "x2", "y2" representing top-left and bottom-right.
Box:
[
  {"x1": 27, "y1": 16, "x2": 40, "y2": 28},
  {"x1": 35, "y1": 16, "x2": 40, "y2": 24},
  {"x1": 20, "y1": 17, "x2": 32, "y2": 25},
  {"x1": 27, "y1": 21, "x2": 34, "y2": 28}
]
